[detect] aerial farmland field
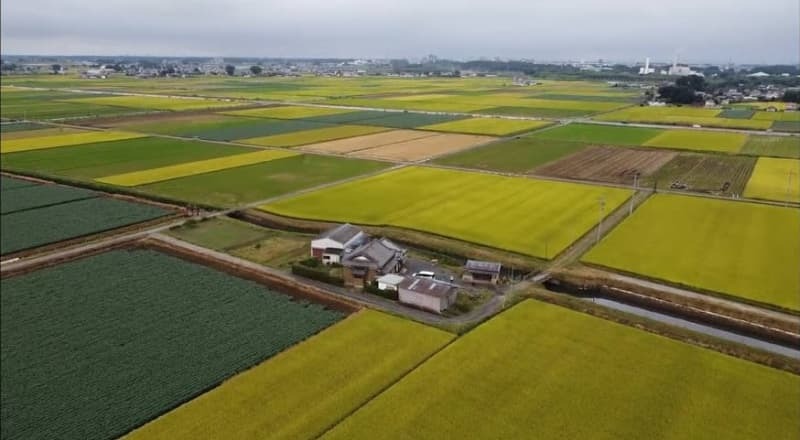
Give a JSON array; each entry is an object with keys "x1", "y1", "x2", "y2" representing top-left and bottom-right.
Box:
[
  {"x1": 262, "y1": 166, "x2": 632, "y2": 259},
  {"x1": 221, "y1": 105, "x2": 355, "y2": 119},
  {"x1": 0, "y1": 179, "x2": 171, "y2": 254},
  {"x1": 434, "y1": 136, "x2": 588, "y2": 173},
  {"x1": 323, "y1": 300, "x2": 800, "y2": 440},
  {"x1": 97, "y1": 149, "x2": 298, "y2": 186},
  {"x1": 740, "y1": 135, "x2": 800, "y2": 159},
  {"x1": 642, "y1": 129, "x2": 748, "y2": 153},
  {"x1": 743, "y1": 157, "x2": 800, "y2": 203},
  {"x1": 239, "y1": 124, "x2": 389, "y2": 147},
  {"x1": 64, "y1": 95, "x2": 247, "y2": 111},
  {"x1": 112, "y1": 114, "x2": 332, "y2": 141},
  {"x1": 419, "y1": 117, "x2": 551, "y2": 136},
  {"x1": 299, "y1": 129, "x2": 437, "y2": 154},
  {"x1": 125, "y1": 310, "x2": 453, "y2": 440},
  {"x1": 583, "y1": 194, "x2": 800, "y2": 310},
  {"x1": 641, "y1": 154, "x2": 755, "y2": 195},
  {"x1": 0, "y1": 90, "x2": 134, "y2": 120},
  {"x1": 1, "y1": 137, "x2": 255, "y2": 181},
  {"x1": 0, "y1": 130, "x2": 146, "y2": 153},
  {"x1": 0, "y1": 125, "x2": 84, "y2": 140},
  {"x1": 530, "y1": 123, "x2": 662, "y2": 146},
  {"x1": 352, "y1": 133, "x2": 494, "y2": 161},
  {"x1": 0, "y1": 248, "x2": 345, "y2": 440},
  {"x1": 136, "y1": 154, "x2": 390, "y2": 207},
  {"x1": 533, "y1": 146, "x2": 676, "y2": 184},
  {"x1": 594, "y1": 106, "x2": 773, "y2": 130}
]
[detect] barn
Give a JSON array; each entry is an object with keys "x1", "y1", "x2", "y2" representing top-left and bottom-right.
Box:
[{"x1": 398, "y1": 277, "x2": 457, "y2": 314}]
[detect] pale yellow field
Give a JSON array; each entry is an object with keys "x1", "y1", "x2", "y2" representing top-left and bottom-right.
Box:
[
  {"x1": 299, "y1": 129, "x2": 437, "y2": 154},
  {"x1": 240, "y1": 125, "x2": 389, "y2": 147},
  {"x1": 96, "y1": 149, "x2": 298, "y2": 186},
  {"x1": 352, "y1": 133, "x2": 494, "y2": 161},
  {"x1": 744, "y1": 158, "x2": 800, "y2": 203},
  {"x1": 1, "y1": 131, "x2": 146, "y2": 153},
  {"x1": 123, "y1": 310, "x2": 454, "y2": 440},
  {"x1": 221, "y1": 105, "x2": 355, "y2": 119},
  {"x1": 642, "y1": 129, "x2": 748, "y2": 153},
  {"x1": 66, "y1": 95, "x2": 244, "y2": 111},
  {"x1": 1, "y1": 127, "x2": 84, "y2": 141},
  {"x1": 420, "y1": 117, "x2": 551, "y2": 136}
]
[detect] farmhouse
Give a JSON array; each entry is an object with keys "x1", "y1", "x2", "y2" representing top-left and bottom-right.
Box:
[
  {"x1": 462, "y1": 260, "x2": 502, "y2": 285},
  {"x1": 310, "y1": 223, "x2": 368, "y2": 265},
  {"x1": 342, "y1": 237, "x2": 406, "y2": 286},
  {"x1": 398, "y1": 277, "x2": 457, "y2": 314}
]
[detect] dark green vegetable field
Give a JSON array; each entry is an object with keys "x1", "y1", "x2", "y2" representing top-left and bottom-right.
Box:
[{"x1": 0, "y1": 249, "x2": 345, "y2": 440}]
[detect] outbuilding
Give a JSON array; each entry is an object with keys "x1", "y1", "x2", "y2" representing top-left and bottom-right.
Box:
[
  {"x1": 376, "y1": 274, "x2": 405, "y2": 291},
  {"x1": 398, "y1": 277, "x2": 457, "y2": 314},
  {"x1": 462, "y1": 260, "x2": 502, "y2": 285}
]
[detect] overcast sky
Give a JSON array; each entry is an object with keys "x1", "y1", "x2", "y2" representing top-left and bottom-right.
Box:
[{"x1": 2, "y1": 0, "x2": 798, "y2": 64}]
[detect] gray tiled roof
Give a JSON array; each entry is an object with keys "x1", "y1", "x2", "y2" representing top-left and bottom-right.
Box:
[
  {"x1": 399, "y1": 277, "x2": 454, "y2": 298},
  {"x1": 465, "y1": 260, "x2": 502, "y2": 274},
  {"x1": 343, "y1": 238, "x2": 405, "y2": 271},
  {"x1": 317, "y1": 223, "x2": 363, "y2": 245}
]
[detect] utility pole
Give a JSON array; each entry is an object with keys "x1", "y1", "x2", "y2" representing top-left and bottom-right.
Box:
[
  {"x1": 596, "y1": 196, "x2": 606, "y2": 244},
  {"x1": 787, "y1": 171, "x2": 796, "y2": 207},
  {"x1": 629, "y1": 173, "x2": 638, "y2": 215}
]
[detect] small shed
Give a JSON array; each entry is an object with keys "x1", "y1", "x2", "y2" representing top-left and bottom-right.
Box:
[
  {"x1": 462, "y1": 260, "x2": 502, "y2": 285},
  {"x1": 376, "y1": 274, "x2": 405, "y2": 291},
  {"x1": 398, "y1": 277, "x2": 457, "y2": 314}
]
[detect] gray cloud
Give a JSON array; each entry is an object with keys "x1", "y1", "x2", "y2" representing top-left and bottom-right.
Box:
[{"x1": 1, "y1": 0, "x2": 798, "y2": 63}]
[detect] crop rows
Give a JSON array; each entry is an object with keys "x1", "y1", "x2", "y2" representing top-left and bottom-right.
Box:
[{"x1": 1, "y1": 249, "x2": 345, "y2": 440}]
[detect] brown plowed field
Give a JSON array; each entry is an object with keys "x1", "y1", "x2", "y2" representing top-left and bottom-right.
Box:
[
  {"x1": 298, "y1": 129, "x2": 436, "y2": 154},
  {"x1": 533, "y1": 146, "x2": 676, "y2": 184},
  {"x1": 352, "y1": 133, "x2": 494, "y2": 161}
]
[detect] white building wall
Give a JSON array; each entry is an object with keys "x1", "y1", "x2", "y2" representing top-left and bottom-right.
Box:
[{"x1": 399, "y1": 290, "x2": 443, "y2": 313}]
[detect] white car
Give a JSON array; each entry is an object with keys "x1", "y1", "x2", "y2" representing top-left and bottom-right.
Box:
[{"x1": 413, "y1": 271, "x2": 436, "y2": 279}]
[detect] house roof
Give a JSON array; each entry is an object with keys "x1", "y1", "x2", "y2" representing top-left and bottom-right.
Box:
[
  {"x1": 316, "y1": 223, "x2": 363, "y2": 245},
  {"x1": 343, "y1": 238, "x2": 405, "y2": 271},
  {"x1": 376, "y1": 274, "x2": 405, "y2": 285},
  {"x1": 399, "y1": 277, "x2": 454, "y2": 298},
  {"x1": 465, "y1": 260, "x2": 502, "y2": 275}
]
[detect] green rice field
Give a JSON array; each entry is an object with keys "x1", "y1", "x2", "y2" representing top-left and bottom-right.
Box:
[
  {"x1": 323, "y1": 300, "x2": 800, "y2": 440},
  {"x1": 594, "y1": 106, "x2": 773, "y2": 130},
  {"x1": 125, "y1": 310, "x2": 453, "y2": 440},
  {"x1": 1, "y1": 248, "x2": 345, "y2": 440},
  {"x1": 263, "y1": 166, "x2": 632, "y2": 259},
  {"x1": 531, "y1": 123, "x2": 662, "y2": 146},
  {"x1": 583, "y1": 194, "x2": 800, "y2": 310},
  {"x1": 137, "y1": 154, "x2": 389, "y2": 207},
  {"x1": 740, "y1": 135, "x2": 800, "y2": 159},
  {"x1": 1, "y1": 137, "x2": 255, "y2": 181}
]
